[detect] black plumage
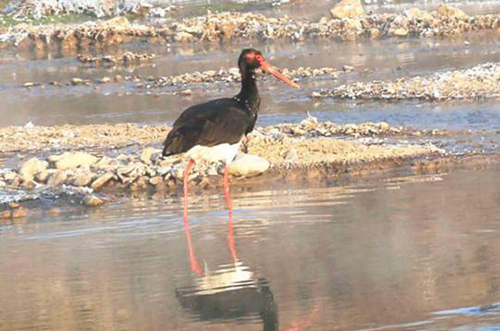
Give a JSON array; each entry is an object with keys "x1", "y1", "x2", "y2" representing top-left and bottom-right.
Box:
[{"x1": 162, "y1": 48, "x2": 298, "y2": 158}]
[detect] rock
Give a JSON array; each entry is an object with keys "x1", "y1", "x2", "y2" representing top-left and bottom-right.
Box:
[
  {"x1": 49, "y1": 152, "x2": 98, "y2": 170},
  {"x1": 389, "y1": 27, "x2": 409, "y2": 37},
  {"x1": 436, "y1": 4, "x2": 469, "y2": 20},
  {"x1": 330, "y1": 0, "x2": 365, "y2": 19},
  {"x1": 0, "y1": 181, "x2": 5, "y2": 188},
  {"x1": 19, "y1": 157, "x2": 48, "y2": 180},
  {"x1": 0, "y1": 210, "x2": 11, "y2": 219},
  {"x1": 71, "y1": 78, "x2": 84, "y2": 85},
  {"x1": 83, "y1": 194, "x2": 104, "y2": 207},
  {"x1": 93, "y1": 156, "x2": 117, "y2": 169},
  {"x1": 35, "y1": 169, "x2": 51, "y2": 183},
  {"x1": 284, "y1": 149, "x2": 299, "y2": 162},
  {"x1": 149, "y1": 176, "x2": 164, "y2": 186},
  {"x1": 370, "y1": 28, "x2": 381, "y2": 39},
  {"x1": 114, "y1": 75, "x2": 124, "y2": 82},
  {"x1": 91, "y1": 172, "x2": 115, "y2": 190},
  {"x1": 174, "y1": 32, "x2": 194, "y2": 43},
  {"x1": 11, "y1": 207, "x2": 28, "y2": 218},
  {"x1": 72, "y1": 172, "x2": 95, "y2": 187},
  {"x1": 180, "y1": 89, "x2": 192, "y2": 96},
  {"x1": 98, "y1": 77, "x2": 111, "y2": 84},
  {"x1": 229, "y1": 154, "x2": 270, "y2": 177},
  {"x1": 47, "y1": 170, "x2": 68, "y2": 186},
  {"x1": 99, "y1": 16, "x2": 131, "y2": 30},
  {"x1": 311, "y1": 91, "x2": 322, "y2": 98},
  {"x1": 140, "y1": 148, "x2": 162, "y2": 164},
  {"x1": 342, "y1": 65, "x2": 355, "y2": 72},
  {"x1": 22, "y1": 179, "x2": 37, "y2": 189},
  {"x1": 405, "y1": 8, "x2": 433, "y2": 21}
]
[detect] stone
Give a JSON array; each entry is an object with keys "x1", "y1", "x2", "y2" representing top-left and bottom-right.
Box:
[
  {"x1": 93, "y1": 156, "x2": 117, "y2": 169},
  {"x1": 98, "y1": 16, "x2": 131, "y2": 30},
  {"x1": 180, "y1": 89, "x2": 192, "y2": 96},
  {"x1": 389, "y1": 27, "x2": 409, "y2": 37},
  {"x1": 0, "y1": 210, "x2": 11, "y2": 219},
  {"x1": 174, "y1": 32, "x2": 194, "y2": 43},
  {"x1": 91, "y1": 172, "x2": 114, "y2": 190},
  {"x1": 49, "y1": 152, "x2": 98, "y2": 170},
  {"x1": 330, "y1": 0, "x2": 365, "y2": 19},
  {"x1": 72, "y1": 172, "x2": 95, "y2": 187},
  {"x1": 83, "y1": 194, "x2": 104, "y2": 207},
  {"x1": 149, "y1": 176, "x2": 164, "y2": 186},
  {"x1": 11, "y1": 207, "x2": 28, "y2": 218},
  {"x1": 71, "y1": 78, "x2": 84, "y2": 85},
  {"x1": 35, "y1": 169, "x2": 51, "y2": 183},
  {"x1": 98, "y1": 77, "x2": 111, "y2": 84},
  {"x1": 47, "y1": 170, "x2": 68, "y2": 186},
  {"x1": 229, "y1": 154, "x2": 270, "y2": 177},
  {"x1": 140, "y1": 148, "x2": 162, "y2": 165},
  {"x1": 436, "y1": 4, "x2": 469, "y2": 20},
  {"x1": 19, "y1": 157, "x2": 48, "y2": 181},
  {"x1": 370, "y1": 28, "x2": 381, "y2": 39},
  {"x1": 284, "y1": 149, "x2": 299, "y2": 162},
  {"x1": 405, "y1": 8, "x2": 433, "y2": 21}
]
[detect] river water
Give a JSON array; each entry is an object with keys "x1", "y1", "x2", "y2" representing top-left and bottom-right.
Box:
[{"x1": 1, "y1": 164, "x2": 500, "y2": 330}]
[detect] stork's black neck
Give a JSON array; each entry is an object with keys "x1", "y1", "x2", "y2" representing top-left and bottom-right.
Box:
[{"x1": 235, "y1": 67, "x2": 260, "y2": 115}]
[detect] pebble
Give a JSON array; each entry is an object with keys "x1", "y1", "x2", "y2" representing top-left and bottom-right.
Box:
[{"x1": 83, "y1": 194, "x2": 104, "y2": 207}]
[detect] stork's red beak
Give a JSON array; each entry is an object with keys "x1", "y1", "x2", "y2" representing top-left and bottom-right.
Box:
[{"x1": 257, "y1": 58, "x2": 300, "y2": 89}]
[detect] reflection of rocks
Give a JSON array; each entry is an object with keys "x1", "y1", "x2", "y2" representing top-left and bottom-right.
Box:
[
  {"x1": 313, "y1": 63, "x2": 500, "y2": 101},
  {"x1": 1, "y1": 5, "x2": 499, "y2": 51}
]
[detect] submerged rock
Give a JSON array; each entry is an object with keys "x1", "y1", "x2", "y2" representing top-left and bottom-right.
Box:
[
  {"x1": 83, "y1": 194, "x2": 104, "y2": 207},
  {"x1": 229, "y1": 154, "x2": 270, "y2": 177}
]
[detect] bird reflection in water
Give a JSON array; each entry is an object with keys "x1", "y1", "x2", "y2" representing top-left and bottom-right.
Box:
[{"x1": 176, "y1": 184, "x2": 279, "y2": 331}]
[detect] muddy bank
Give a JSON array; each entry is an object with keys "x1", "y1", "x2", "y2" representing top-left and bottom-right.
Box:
[
  {"x1": 1, "y1": 4, "x2": 500, "y2": 52},
  {"x1": 0, "y1": 119, "x2": 442, "y2": 216},
  {"x1": 312, "y1": 62, "x2": 500, "y2": 101}
]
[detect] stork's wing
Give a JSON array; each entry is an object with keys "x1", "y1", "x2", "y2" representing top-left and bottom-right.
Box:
[{"x1": 162, "y1": 98, "x2": 252, "y2": 157}]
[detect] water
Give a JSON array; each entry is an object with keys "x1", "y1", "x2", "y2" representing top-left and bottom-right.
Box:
[
  {"x1": 1, "y1": 164, "x2": 500, "y2": 330},
  {"x1": 1, "y1": 33, "x2": 500, "y2": 129}
]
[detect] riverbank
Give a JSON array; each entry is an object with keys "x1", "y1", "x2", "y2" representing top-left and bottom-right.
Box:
[
  {"x1": 1, "y1": 3, "x2": 499, "y2": 52},
  {"x1": 0, "y1": 119, "x2": 444, "y2": 217}
]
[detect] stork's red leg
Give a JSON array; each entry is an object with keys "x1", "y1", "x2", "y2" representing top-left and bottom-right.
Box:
[
  {"x1": 222, "y1": 165, "x2": 238, "y2": 263},
  {"x1": 182, "y1": 159, "x2": 202, "y2": 276},
  {"x1": 222, "y1": 165, "x2": 232, "y2": 210}
]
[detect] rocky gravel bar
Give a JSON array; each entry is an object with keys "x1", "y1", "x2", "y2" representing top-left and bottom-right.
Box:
[
  {"x1": 312, "y1": 62, "x2": 500, "y2": 101},
  {"x1": 0, "y1": 118, "x2": 442, "y2": 216},
  {"x1": 1, "y1": 3, "x2": 499, "y2": 51}
]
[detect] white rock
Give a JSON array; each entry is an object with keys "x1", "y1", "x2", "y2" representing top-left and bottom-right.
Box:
[
  {"x1": 49, "y1": 152, "x2": 98, "y2": 170},
  {"x1": 19, "y1": 157, "x2": 48, "y2": 180},
  {"x1": 229, "y1": 154, "x2": 270, "y2": 177}
]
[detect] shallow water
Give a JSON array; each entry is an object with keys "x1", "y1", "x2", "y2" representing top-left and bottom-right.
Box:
[
  {"x1": 1, "y1": 164, "x2": 500, "y2": 330},
  {"x1": 1, "y1": 32, "x2": 500, "y2": 131}
]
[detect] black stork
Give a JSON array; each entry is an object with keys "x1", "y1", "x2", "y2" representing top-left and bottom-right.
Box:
[{"x1": 162, "y1": 48, "x2": 300, "y2": 208}]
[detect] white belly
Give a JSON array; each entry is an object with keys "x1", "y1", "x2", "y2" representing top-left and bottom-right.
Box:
[{"x1": 185, "y1": 142, "x2": 241, "y2": 165}]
